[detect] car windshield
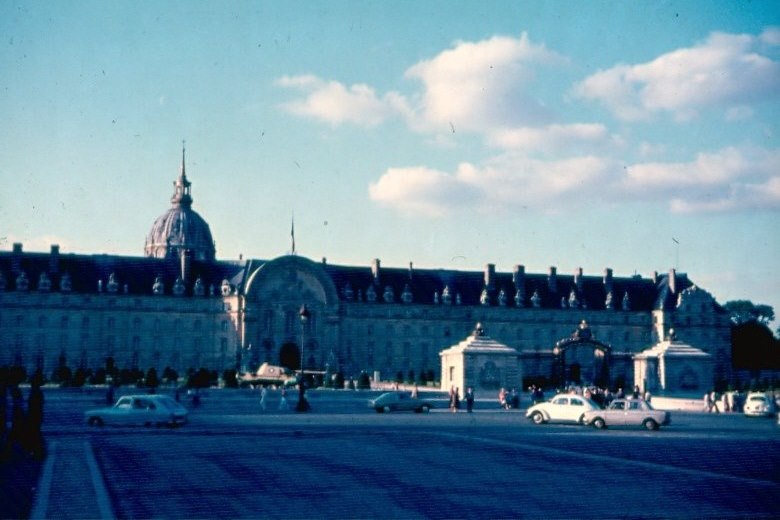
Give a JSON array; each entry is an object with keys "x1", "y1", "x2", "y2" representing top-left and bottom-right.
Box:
[{"x1": 749, "y1": 396, "x2": 768, "y2": 402}]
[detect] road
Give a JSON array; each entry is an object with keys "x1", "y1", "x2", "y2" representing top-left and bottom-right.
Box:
[{"x1": 11, "y1": 388, "x2": 780, "y2": 518}]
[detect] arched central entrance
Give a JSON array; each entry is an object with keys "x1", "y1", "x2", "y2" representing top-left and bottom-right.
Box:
[{"x1": 551, "y1": 321, "x2": 611, "y2": 388}]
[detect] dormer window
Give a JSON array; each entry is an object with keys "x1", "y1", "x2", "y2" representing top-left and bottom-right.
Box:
[
  {"x1": 38, "y1": 272, "x2": 52, "y2": 292},
  {"x1": 568, "y1": 289, "x2": 579, "y2": 309},
  {"x1": 193, "y1": 277, "x2": 205, "y2": 296},
  {"x1": 343, "y1": 283, "x2": 354, "y2": 301},
  {"x1": 530, "y1": 290, "x2": 541, "y2": 308},
  {"x1": 383, "y1": 286, "x2": 394, "y2": 303},
  {"x1": 60, "y1": 273, "x2": 72, "y2": 292},
  {"x1": 173, "y1": 277, "x2": 185, "y2": 296},
  {"x1": 497, "y1": 289, "x2": 507, "y2": 306},
  {"x1": 107, "y1": 273, "x2": 119, "y2": 293},
  {"x1": 401, "y1": 284, "x2": 413, "y2": 304},
  {"x1": 366, "y1": 285, "x2": 377, "y2": 302},
  {"x1": 152, "y1": 276, "x2": 164, "y2": 295},
  {"x1": 622, "y1": 291, "x2": 631, "y2": 311},
  {"x1": 480, "y1": 288, "x2": 490, "y2": 306},
  {"x1": 442, "y1": 285, "x2": 452, "y2": 305},
  {"x1": 16, "y1": 272, "x2": 29, "y2": 291},
  {"x1": 514, "y1": 289, "x2": 524, "y2": 308}
]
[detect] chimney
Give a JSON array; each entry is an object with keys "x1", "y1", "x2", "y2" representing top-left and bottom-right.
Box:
[
  {"x1": 11, "y1": 243, "x2": 22, "y2": 274},
  {"x1": 408, "y1": 262, "x2": 413, "y2": 279},
  {"x1": 668, "y1": 268, "x2": 677, "y2": 295},
  {"x1": 322, "y1": 257, "x2": 327, "y2": 265},
  {"x1": 512, "y1": 264, "x2": 525, "y2": 287},
  {"x1": 484, "y1": 263, "x2": 495, "y2": 289},
  {"x1": 652, "y1": 271, "x2": 658, "y2": 284},
  {"x1": 575, "y1": 267, "x2": 583, "y2": 292},
  {"x1": 603, "y1": 268, "x2": 613, "y2": 292},
  {"x1": 548, "y1": 266, "x2": 557, "y2": 293},
  {"x1": 371, "y1": 258, "x2": 381, "y2": 283},
  {"x1": 50, "y1": 244, "x2": 60, "y2": 274}
]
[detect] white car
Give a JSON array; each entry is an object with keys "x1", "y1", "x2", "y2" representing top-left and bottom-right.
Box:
[
  {"x1": 743, "y1": 392, "x2": 775, "y2": 417},
  {"x1": 525, "y1": 393, "x2": 601, "y2": 425},
  {"x1": 85, "y1": 394, "x2": 188, "y2": 427},
  {"x1": 582, "y1": 399, "x2": 670, "y2": 430}
]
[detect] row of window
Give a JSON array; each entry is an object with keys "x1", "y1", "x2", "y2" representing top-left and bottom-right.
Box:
[{"x1": 3, "y1": 314, "x2": 233, "y2": 333}]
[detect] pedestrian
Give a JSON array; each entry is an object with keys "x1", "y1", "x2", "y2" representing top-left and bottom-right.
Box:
[
  {"x1": 278, "y1": 387, "x2": 288, "y2": 411},
  {"x1": 710, "y1": 390, "x2": 720, "y2": 413},
  {"x1": 27, "y1": 379, "x2": 45, "y2": 460},
  {"x1": 465, "y1": 387, "x2": 474, "y2": 413},
  {"x1": 721, "y1": 392, "x2": 730, "y2": 413},
  {"x1": 644, "y1": 390, "x2": 652, "y2": 403},
  {"x1": 703, "y1": 391, "x2": 712, "y2": 412},
  {"x1": 259, "y1": 386, "x2": 267, "y2": 412},
  {"x1": 449, "y1": 386, "x2": 459, "y2": 412},
  {"x1": 632, "y1": 385, "x2": 640, "y2": 399},
  {"x1": 498, "y1": 388, "x2": 507, "y2": 409},
  {"x1": 411, "y1": 384, "x2": 418, "y2": 399},
  {"x1": 106, "y1": 383, "x2": 115, "y2": 405}
]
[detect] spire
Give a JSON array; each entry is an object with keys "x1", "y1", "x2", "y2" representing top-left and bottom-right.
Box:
[
  {"x1": 290, "y1": 213, "x2": 296, "y2": 255},
  {"x1": 171, "y1": 140, "x2": 193, "y2": 207}
]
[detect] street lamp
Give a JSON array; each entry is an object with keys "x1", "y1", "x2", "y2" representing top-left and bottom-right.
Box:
[{"x1": 296, "y1": 304, "x2": 311, "y2": 412}]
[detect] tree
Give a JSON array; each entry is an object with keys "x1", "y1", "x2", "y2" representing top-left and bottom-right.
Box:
[
  {"x1": 723, "y1": 300, "x2": 775, "y2": 326},
  {"x1": 731, "y1": 320, "x2": 780, "y2": 372}
]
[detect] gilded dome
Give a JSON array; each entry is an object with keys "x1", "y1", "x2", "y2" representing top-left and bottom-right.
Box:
[{"x1": 144, "y1": 148, "x2": 216, "y2": 262}]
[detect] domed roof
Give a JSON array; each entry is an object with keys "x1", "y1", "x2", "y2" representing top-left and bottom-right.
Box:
[{"x1": 144, "y1": 147, "x2": 216, "y2": 262}]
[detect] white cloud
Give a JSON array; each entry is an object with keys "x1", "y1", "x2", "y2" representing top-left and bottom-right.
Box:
[
  {"x1": 625, "y1": 146, "x2": 780, "y2": 212},
  {"x1": 486, "y1": 123, "x2": 615, "y2": 154},
  {"x1": 369, "y1": 155, "x2": 619, "y2": 217},
  {"x1": 725, "y1": 105, "x2": 754, "y2": 121},
  {"x1": 574, "y1": 31, "x2": 780, "y2": 121},
  {"x1": 760, "y1": 27, "x2": 780, "y2": 46},
  {"x1": 276, "y1": 75, "x2": 411, "y2": 127},
  {"x1": 368, "y1": 166, "x2": 482, "y2": 217},
  {"x1": 405, "y1": 33, "x2": 566, "y2": 132}
]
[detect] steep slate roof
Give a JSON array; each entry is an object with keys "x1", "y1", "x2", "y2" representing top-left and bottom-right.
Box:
[{"x1": 0, "y1": 248, "x2": 698, "y2": 311}]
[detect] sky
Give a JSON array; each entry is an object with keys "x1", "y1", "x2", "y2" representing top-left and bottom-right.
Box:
[{"x1": 1, "y1": 1, "x2": 779, "y2": 322}]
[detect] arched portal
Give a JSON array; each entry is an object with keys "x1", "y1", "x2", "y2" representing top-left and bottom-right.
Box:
[
  {"x1": 279, "y1": 342, "x2": 300, "y2": 371},
  {"x1": 551, "y1": 321, "x2": 612, "y2": 388}
]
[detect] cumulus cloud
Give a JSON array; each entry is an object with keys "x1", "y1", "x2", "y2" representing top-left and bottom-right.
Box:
[
  {"x1": 369, "y1": 146, "x2": 780, "y2": 217},
  {"x1": 405, "y1": 33, "x2": 566, "y2": 132},
  {"x1": 574, "y1": 31, "x2": 780, "y2": 121},
  {"x1": 625, "y1": 146, "x2": 780, "y2": 212},
  {"x1": 369, "y1": 155, "x2": 619, "y2": 216},
  {"x1": 368, "y1": 166, "x2": 483, "y2": 217},
  {"x1": 276, "y1": 75, "x2": 412, "y2": 127},
  {"x1": 276, "y1": 33, "x2": 566, "y2": 133}
]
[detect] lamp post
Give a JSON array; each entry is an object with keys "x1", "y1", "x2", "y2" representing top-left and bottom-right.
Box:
[{"x1": 296, "y1": 304, "x2": 311, "y2": 412}]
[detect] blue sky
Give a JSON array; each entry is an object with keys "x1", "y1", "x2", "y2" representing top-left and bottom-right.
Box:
[{"x1": 1, "y1": 1, "x2": 779, "y2": 320}]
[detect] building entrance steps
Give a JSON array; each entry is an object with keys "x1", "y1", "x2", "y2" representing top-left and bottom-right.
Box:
[{"x1": 30, "y1": 440, "x2": 115, "y2": 520}]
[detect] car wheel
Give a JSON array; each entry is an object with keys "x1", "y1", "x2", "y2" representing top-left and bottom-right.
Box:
[
  {"x1": 383, "y1": 406, "x2": 391, "y2": 413},
  {"x1": 593, "y1": 417, "x2": 606, "y2": 429},
  {"x1": 375, "y1": 407, "x2": 384, "y2": 413},
  {"x1": 420, "y1": 405, "x2": 430, "y2": 413},
  {"x1": 88, "y1": 417, "x2": 104, "y2": 427},
  {"x1": 531, "y1": 411, "x2": 545, "y2": 425},
  {"x1": 643, "y1": 419, "x2": 659, "y2": 431}
]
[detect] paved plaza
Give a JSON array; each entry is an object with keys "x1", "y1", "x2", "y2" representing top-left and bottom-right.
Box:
[{"x1": 3, "y1": 388, "x2": 779, "y2": 519}]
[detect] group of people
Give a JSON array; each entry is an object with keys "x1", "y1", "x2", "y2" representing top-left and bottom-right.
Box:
[
  {"x1": 1, "y1": 370, "x2": 45, "y2": 461},
  {"x1": 257, "y1": 386, "x2": 290, "y2": 411},
  {"x1": 703, "y1": 390, "x2": 742, "y2": 413},
  {"x1": 448, "y1": 386, "x2": 475, "y2": 412},
  {"x1": 498, "y1": 387, "x2": 521, "y2": 409}
]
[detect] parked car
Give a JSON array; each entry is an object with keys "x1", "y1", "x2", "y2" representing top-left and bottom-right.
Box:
[
  {"x1": 743, "y1": 392, "x2": 775, "y2": 418},
  {"x1": 369, "y1": 392, "x2": 434, "y2": 413},
  {"x1": 525, "y1": 393, "x2": 600, "y2": 424},
  {"x1": 582, "y1": 398, "x2": 670, "y2": 430},
  {"x1": 85, "y1": 394, "x2": 188, "y2": 427}
]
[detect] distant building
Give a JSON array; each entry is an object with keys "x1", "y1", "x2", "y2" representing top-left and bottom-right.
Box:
[{"x1": 0, "y1": 151, "x2": 733, "y2": 390}]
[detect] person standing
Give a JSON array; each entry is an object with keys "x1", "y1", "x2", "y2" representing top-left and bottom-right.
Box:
[
  {"x1": 278, "y1": 387, "x2": 288, "y2": 411},
  {"x1": 465, "y1": 387, "x2": 475, "y2": 413}
]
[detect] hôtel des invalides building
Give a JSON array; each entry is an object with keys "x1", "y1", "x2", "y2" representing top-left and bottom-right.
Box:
[{"x1": 0, "y1": 151, "x2": 733, "y2": 393}]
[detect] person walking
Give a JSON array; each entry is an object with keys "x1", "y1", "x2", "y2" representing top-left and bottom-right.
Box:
[
  {"x1": 259, "y1": 386, "x2": 267, "y2": 412},
  {"x1": 710, "y1": 390, "x2": 720, "y2": 413},
  {"x1": 278, "y1": 387, "x2": 288, "y2": 411}
]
